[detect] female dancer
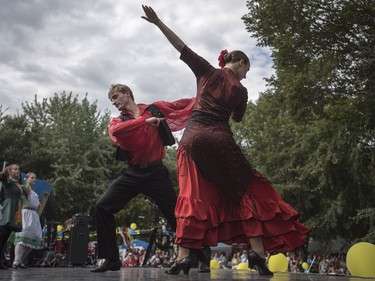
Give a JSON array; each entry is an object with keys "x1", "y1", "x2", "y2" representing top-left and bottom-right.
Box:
[
  {"x1": 13, "y1": 172, "x2": 43, "y2": 268},
  {"x1": 142, "y1": 5, "x2": 310, "y2": 276},
  {"x1": 0, "y1": 164, "x2": 24, "y2": 269}
]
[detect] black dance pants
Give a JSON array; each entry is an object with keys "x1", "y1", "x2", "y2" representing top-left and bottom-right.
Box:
[
  {"x1": 0, "y1": 226, "x2": 12, "y2": 261},
  {"x1": 94, "y1": 163, "x2": 177, "y2": 260}
]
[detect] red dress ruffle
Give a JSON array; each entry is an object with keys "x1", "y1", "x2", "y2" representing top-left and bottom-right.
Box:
[{"x1": 175, "y1": 147, "x2": 310, "y2": 254}]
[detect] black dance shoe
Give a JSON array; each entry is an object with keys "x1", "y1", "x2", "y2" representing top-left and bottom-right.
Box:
[
  {"x1": 91, "y1": 259, "x2": 122, "y2": 273},
  {"x1": 165, "y1": 256, "x2": 191, "y2": 275},
  {"x1": 248, "y1": 251, "x2": 274, "y2": 276},
  {"x1": 197, "y1": 246, "x2": 211, "y2": 273}
]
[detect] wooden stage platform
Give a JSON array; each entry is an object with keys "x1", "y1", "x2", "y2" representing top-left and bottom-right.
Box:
[{"x1": 1, "y1": 267, "x2": 369, "y2": 281}]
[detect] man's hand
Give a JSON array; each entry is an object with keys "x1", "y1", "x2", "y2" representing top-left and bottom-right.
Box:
[{"x1": 145, "y1": 116, "x2": 164, "y2": 127}]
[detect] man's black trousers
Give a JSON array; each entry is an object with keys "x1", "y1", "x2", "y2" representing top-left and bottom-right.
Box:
[{"x1": 94, "y1": 163, "x2": 177, "y2": 260}]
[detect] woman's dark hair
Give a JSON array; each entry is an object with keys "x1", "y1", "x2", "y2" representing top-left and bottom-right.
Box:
[{"x1": 222, "y1": 50, "x2": 249, "y2": 66}]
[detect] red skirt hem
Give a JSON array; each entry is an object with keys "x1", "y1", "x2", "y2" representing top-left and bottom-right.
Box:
[{"x1": 175, "y1": 147, "x2": 310, "y2": 253}]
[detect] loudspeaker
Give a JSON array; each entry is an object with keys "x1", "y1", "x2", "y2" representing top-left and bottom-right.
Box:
[{"x1": 67, "y1": 225, "x2": 89, "y2": 265}]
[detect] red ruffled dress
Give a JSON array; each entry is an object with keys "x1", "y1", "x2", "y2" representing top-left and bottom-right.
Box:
[{"x1": 174, "y1": 46, "x2": 310, "y2": 254}]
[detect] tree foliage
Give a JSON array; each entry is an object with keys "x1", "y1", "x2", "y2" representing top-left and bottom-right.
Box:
[
  {"x1": 0, "y1": 94, "x2": 179, "y2": 231},
  {"x1": 0, "y1": 113, "x2": 31, "y2": 166},
  {"x1": 19, "y1": 92, "x2": 118, "y2": 221},
  {"x1": 238, "y1": 0, "x2": 375, "y2": 245}
]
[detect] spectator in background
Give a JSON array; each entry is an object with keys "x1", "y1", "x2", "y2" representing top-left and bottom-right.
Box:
[
  {"x1": 337, "y1": 254, "x2": 348, "y2": 275},
  {"x1": 309, "y1": 254, "x2": 320, "y2": 273},
  {"x1": 230, "y1": 252, "x2": 241, "y2": 269},
  {"x1": 13, "y1": 172, "x2": 43, "y2": 269},
  {"x1": 218, "y1": 252, "x2": 228, "y2": 269},
  {"x1": 240, "y1": 250, "x2": 249, "y2": 264},
  {"x1": 123, "y1": 252, "x2": 138, "y2": 267},
  {"x1": 160, "y1": 250, "x2": 170, "y2": 267},
  {"x1": 0, "y1": 164, "x2": 25, "y2": 270},
  {"x1": 319, "y1": 256, "x2": 329, "y2": 274},
  {"x1": 148, "y1": 250, "x2": 163, "y2": 267},
  {"x1": 138, "y1": 249, "x2": 146, "y2": 266}
]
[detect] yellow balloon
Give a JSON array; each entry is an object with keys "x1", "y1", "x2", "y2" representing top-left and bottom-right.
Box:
[
  {"x1": 130, "y1": 223, "x2": 137, "y2": 230},
  {"x1": 57, "y1": 225, "x2": 63, "y2": 232},
  {"x1": 268, "y1": 253, "x2": 288, "y2": 273},
  {"x1": 347, "y1": 242, "x2": 375, "y2": 277},
  {"x1": 210, "y1": 259, "x2": 220, "y2": 269},
  {"x1": 302, "y1": 262, "x2": 308, "y2": 270},
  {"x1": 236, "y1": 262, "x2": 249, "y2": 270}
]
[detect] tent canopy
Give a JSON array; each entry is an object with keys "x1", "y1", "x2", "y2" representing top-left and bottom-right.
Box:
[{"x1": 120, "y1": 239, "x2": 149, "y2": 250}]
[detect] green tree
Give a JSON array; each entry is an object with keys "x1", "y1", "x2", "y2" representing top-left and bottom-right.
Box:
[
  {"x1": 0, "y1": 113, "x2": 31, "y2": 167},
  {"x1": 1, "y1": 94, "x2": 181, "y2": 233},
  {"x1": 239, "y1": 0, "x2": 375, "y2": 245},
  {"x1": 22, "y1": 92, "x2": 117, "y2": 221}
]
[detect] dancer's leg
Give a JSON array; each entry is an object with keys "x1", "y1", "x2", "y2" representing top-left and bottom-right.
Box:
[
  {"x1": 13, "y1": 244, "x2": 22, "y2": 266},
  {"x1": 248, "y1": 236, "x2": 273, "y2": 276},
  {"x1": 249, "y1": 237, "x2": 265, "y2": 258},
  {"x1": 177, "y1": 245, "x2": 190, "y2": 260}
]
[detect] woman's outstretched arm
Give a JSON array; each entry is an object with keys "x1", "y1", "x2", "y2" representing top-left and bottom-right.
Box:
[{"x1": 141, "y1": 5, "x2": 186, "y2": 53}]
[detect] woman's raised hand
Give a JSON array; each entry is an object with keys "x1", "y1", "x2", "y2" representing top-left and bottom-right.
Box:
[
  {"x1": 141, "y1": 4, "x2": 186, "y2": 53},
  {"x1": 141, "y1": 5, "x2": 159, "y2": 25}
]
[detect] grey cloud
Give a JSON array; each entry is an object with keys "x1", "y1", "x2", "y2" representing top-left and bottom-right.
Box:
[{"x1": 0, "y1": 0, "x2": 273, "y2": 116}]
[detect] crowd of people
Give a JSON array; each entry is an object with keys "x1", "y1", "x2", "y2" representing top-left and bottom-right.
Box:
[
  {"x1": 120, "y1": 248, "x2": 175, "y2": 269},
  {"x1": 116, "y1": 243, "x2": 350, "y2": 276},
  {"x1": 287, "y1": 252, "x2": 349, "y2": 276}
]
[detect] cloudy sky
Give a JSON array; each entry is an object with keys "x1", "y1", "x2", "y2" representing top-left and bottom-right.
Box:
[{"x1": 1, "y1": 0, "x2": 274, "y2": 116}]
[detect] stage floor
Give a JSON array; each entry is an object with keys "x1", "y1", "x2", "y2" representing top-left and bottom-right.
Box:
[{"x1": 0, "y1": 267, "x2": 369, "y2": 281}]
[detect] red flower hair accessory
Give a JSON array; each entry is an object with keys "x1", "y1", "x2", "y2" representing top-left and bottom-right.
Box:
[{"x1": 218, "y1": 49, "x2": 228, "y2": 68}]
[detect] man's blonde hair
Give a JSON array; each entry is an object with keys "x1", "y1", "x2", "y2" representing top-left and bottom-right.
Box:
[{"x1": 108, "y1": 84, "x2": 134, "y2": 101}]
